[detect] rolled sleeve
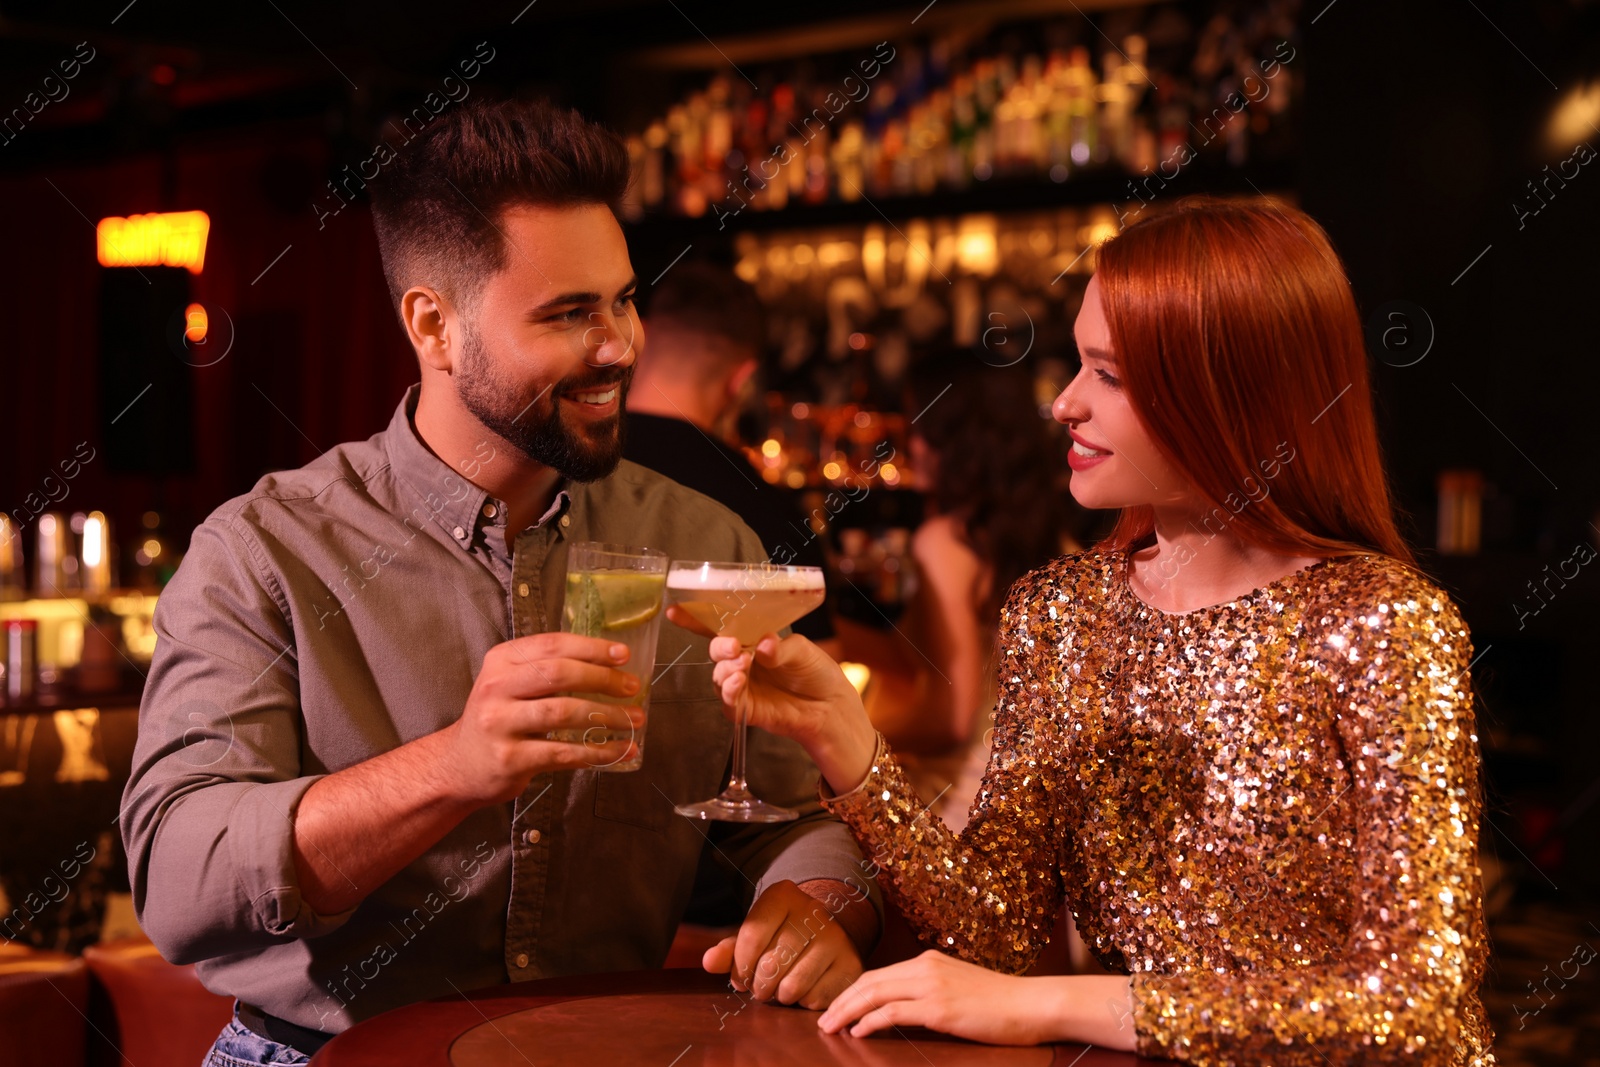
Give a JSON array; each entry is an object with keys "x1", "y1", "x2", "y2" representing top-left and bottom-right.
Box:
[
  {"x1": 227, "y1": 776, "x2": 355, "y2": 938},
  {"x1": 122, "y1": 516, "x2": 349, "y2": 963}
]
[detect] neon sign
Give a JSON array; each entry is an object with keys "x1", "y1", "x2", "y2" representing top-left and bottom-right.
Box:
[{"x1": 96, "y1": 210, "x2": 210, "y2": 273}]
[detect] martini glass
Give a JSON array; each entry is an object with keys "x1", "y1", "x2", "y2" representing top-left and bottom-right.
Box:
[{"x1": 666, "y1": 561, "x2": 826, "y2": 822}]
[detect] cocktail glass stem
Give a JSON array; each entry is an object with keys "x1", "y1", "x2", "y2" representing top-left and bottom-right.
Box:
[
  {"x1": 672, "y1": 641, "x2": 798, "y2": 822},
  {"x1": 722, "y1": 647, "x2": 756, "y2": 801}
]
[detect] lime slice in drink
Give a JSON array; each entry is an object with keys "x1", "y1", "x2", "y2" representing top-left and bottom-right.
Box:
[
  {"x1": 594, "y1": 572, "x2": 665, "y2": 629},
  {"x1": 565, "y1": 571, "x2": 664, "y2": 634}
]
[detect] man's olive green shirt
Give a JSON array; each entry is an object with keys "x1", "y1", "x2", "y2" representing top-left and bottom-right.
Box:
[{"x1": 122, "y1": 384, "x2": 875, "y2": 1032}]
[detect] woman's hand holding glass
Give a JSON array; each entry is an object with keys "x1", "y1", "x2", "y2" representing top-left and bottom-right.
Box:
[{"x1": 669, "y1": 609, "x2": 879, "y2": 796}]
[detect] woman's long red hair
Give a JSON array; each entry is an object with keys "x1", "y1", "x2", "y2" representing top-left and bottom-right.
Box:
[{"x1": 1094, "y1": 195, "x2": 1414, "y2": 564}]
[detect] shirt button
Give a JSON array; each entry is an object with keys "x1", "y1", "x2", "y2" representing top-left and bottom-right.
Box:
[
  {"x1": 514, "y1": 953, "x2": 529, "y2": 969},
  {"x1": 452, "y1": 525, "x2": 466, "y2": 540},
  {"x1": 483, "y1": 503, "x2": 497, "y2": 518},
  {"x1": 518, "y1": 583, "x2": 530, "y2": 598},
  {"x1": 559, "y1": 514, "x2": 570, "y2": 528},
  {"x1": 523, "y1": 829, "x2": 542, "y2": 845}
]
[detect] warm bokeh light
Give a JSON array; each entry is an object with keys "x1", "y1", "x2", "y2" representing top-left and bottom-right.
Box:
[
  {"x1": 80, "y1": 512, "x2": 106, "y2": 568},
  {"x1": 184, "y1": 303, "x2": 208, "y2": 343},
  {"x1": 1547, "y1": 80, "x2": 1600, "y2": 154},
  {"x1": 97, "y1": 210, "x2": 211, "y2": 273},
  {"x1": 956, "y1": 218, "x2": 999, "y2": 275},
  {"x1": 840, "y1": 661, "x2": 871, "y2": 695}
]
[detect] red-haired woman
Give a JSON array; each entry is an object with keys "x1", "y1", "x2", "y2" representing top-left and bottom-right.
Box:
[{"x1": 682, "y1": 198, "x2": 1497, "y2": 1063}]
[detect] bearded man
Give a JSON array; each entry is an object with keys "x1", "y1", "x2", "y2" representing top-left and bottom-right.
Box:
[{"x1": 122, "y1": 97, "x2": 879, "y2": 1066}]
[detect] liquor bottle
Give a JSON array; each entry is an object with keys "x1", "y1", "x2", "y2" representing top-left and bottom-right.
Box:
[
  {"x1": 0, "y1": 513, "x2": 22, "y2": 599},
  {"x1": 947, "y1": 72, "x2": 978, "y2": 187},
  {"x1": 1096, "y1": 51, "x2": 1132, "y2": 168},
  {"x1": 1042, "y1": 49, "x2": 1073, "y2": 180},
  {"x1": 1113, "y1": 34, "x2": 1153, "y2": 171},
  {"x1": 804, "y1": 119, "x2": 831, "y2": 204},
  {"x1": 833, "y1": 121, "x2": 866, "y2": 201},
  {"x1": 1155, "y1": 73, "x2": 1190, "y2": 167},
  {"x1": 1218, "y1": 75, "x2": 1249, "y2": 167},
  {"x1": 622, "y1": 135, "x2": 648, "y2": 220},
  {"x1": 970, "y1": 57, "x2": 998, "y2": 181},
  {"x1": 704, "y1": 76, "x2": 734, "y2": 175},
  {"x1": 1063, "y1": 46, "x2": 1096, "y2": 169}
]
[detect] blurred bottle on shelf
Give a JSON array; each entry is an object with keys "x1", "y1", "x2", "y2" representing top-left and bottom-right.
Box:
[
  {"x1": 3, "y1": 617, "x2": 36, "y2": 702},
  {"x1": 1437, "y1": 470, "x2": 1484, "y2": 556},
  {"x1": 35, "y1": 512, "x2": 73, "y2": 597},
  {"x1": 76, "y1": 511, "x2": 115, "y2": 595},
  {"x1": 0, "y1": 513, "x2": 23, "y2": 600}
]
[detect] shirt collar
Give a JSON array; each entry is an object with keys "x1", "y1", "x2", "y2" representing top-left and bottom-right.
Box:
[{"x1": 385, "y1": 383, "x2": 571, "y2": 552}]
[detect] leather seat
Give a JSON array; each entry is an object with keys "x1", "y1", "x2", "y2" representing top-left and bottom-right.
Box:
[
  {"x1": 0, "y1": 942, "x2": 89, "y2": 1067},
  {"x1": 82, "y1": 936, "x2": 233, "y2": 1067}
]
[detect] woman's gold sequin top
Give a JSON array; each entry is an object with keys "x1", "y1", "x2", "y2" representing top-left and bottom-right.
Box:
[{"x1": 823, "y1": 549, "x2": 1496, "y2": 1065}]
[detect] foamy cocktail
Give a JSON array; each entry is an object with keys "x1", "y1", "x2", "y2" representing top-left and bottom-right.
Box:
[
  {"x1": 665, "y1": 561, "x2": 826, "y2": 822},
  {"x1": 666, "y1": 566, "x2": 826, "y2": 647}
]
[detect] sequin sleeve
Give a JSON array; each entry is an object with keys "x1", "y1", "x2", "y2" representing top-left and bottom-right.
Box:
[
  {"x1": 821, "y1": 572, "x2": 1067, "y2": 974},
  {"x1": 1131, "y1": 586, "x2": 1488, "y2": 1065}
]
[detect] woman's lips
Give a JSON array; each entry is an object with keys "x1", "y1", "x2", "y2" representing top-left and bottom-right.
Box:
[
  {"x1": 1067, "y1": 429, "x2": 1112, "y2": 471},
  {"x1": 1068, "y1": 430, "x2": 1111, "y2": 455}
]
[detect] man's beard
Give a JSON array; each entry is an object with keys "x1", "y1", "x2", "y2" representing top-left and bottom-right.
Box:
[{"x1": 456, "y1": 330, "x2": 632, "y2": 483}]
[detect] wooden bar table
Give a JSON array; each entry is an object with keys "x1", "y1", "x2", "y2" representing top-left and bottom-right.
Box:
[{"x1": 311, "y1": 969, "x2": 1174, "y2": 1066}]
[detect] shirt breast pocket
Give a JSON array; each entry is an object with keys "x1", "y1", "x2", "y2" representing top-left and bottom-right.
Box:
[{"x1": 592, "y1": 656, "x2": 733, "y2": 831}]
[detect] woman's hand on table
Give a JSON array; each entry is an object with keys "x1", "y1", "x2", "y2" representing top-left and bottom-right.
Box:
[
  {"x1": 702, "y1": 879, "x2": 865, "y2": 1010},
  {"x1": 819, "y1": 951, "x2": 1139, "y2": 1050},
  {"x1": 667, "y1": 606, "x2": 878, "y2": 794}
]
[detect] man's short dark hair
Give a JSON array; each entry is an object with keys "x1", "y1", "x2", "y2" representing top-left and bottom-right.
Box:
[
  {"x1": 644, "y1": 262, "x2": 766, "y2": 355},
  {"x1": 368, "y1": 96, "x2": 630, "y2": 313}
]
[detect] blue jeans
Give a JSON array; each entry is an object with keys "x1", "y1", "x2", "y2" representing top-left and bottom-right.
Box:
[{"x1": 202, "y1": 1006, "x2": 313, "y2": 1066}]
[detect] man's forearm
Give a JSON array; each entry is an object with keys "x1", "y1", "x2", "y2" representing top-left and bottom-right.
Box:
[{"x1": 293, "y1": 724, "x2": 481, "y2": 915}]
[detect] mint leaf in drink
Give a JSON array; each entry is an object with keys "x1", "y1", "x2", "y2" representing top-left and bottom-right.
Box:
[{"x1": 567, "y1": 573, "x2": 606, "y2": 636}]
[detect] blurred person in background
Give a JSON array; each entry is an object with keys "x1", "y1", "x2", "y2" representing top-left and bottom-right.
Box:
[
  {"x1": 624, "y1": 261, "x2": 837, "y2": 654},
  {"x1": 838, "y1": 345, "x2": 1080, "y2": 831}
]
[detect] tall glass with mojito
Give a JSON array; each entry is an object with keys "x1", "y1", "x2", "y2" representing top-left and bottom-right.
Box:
[{"x1": 555, "y1": 542, "x2": 667, "y2": 772}]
